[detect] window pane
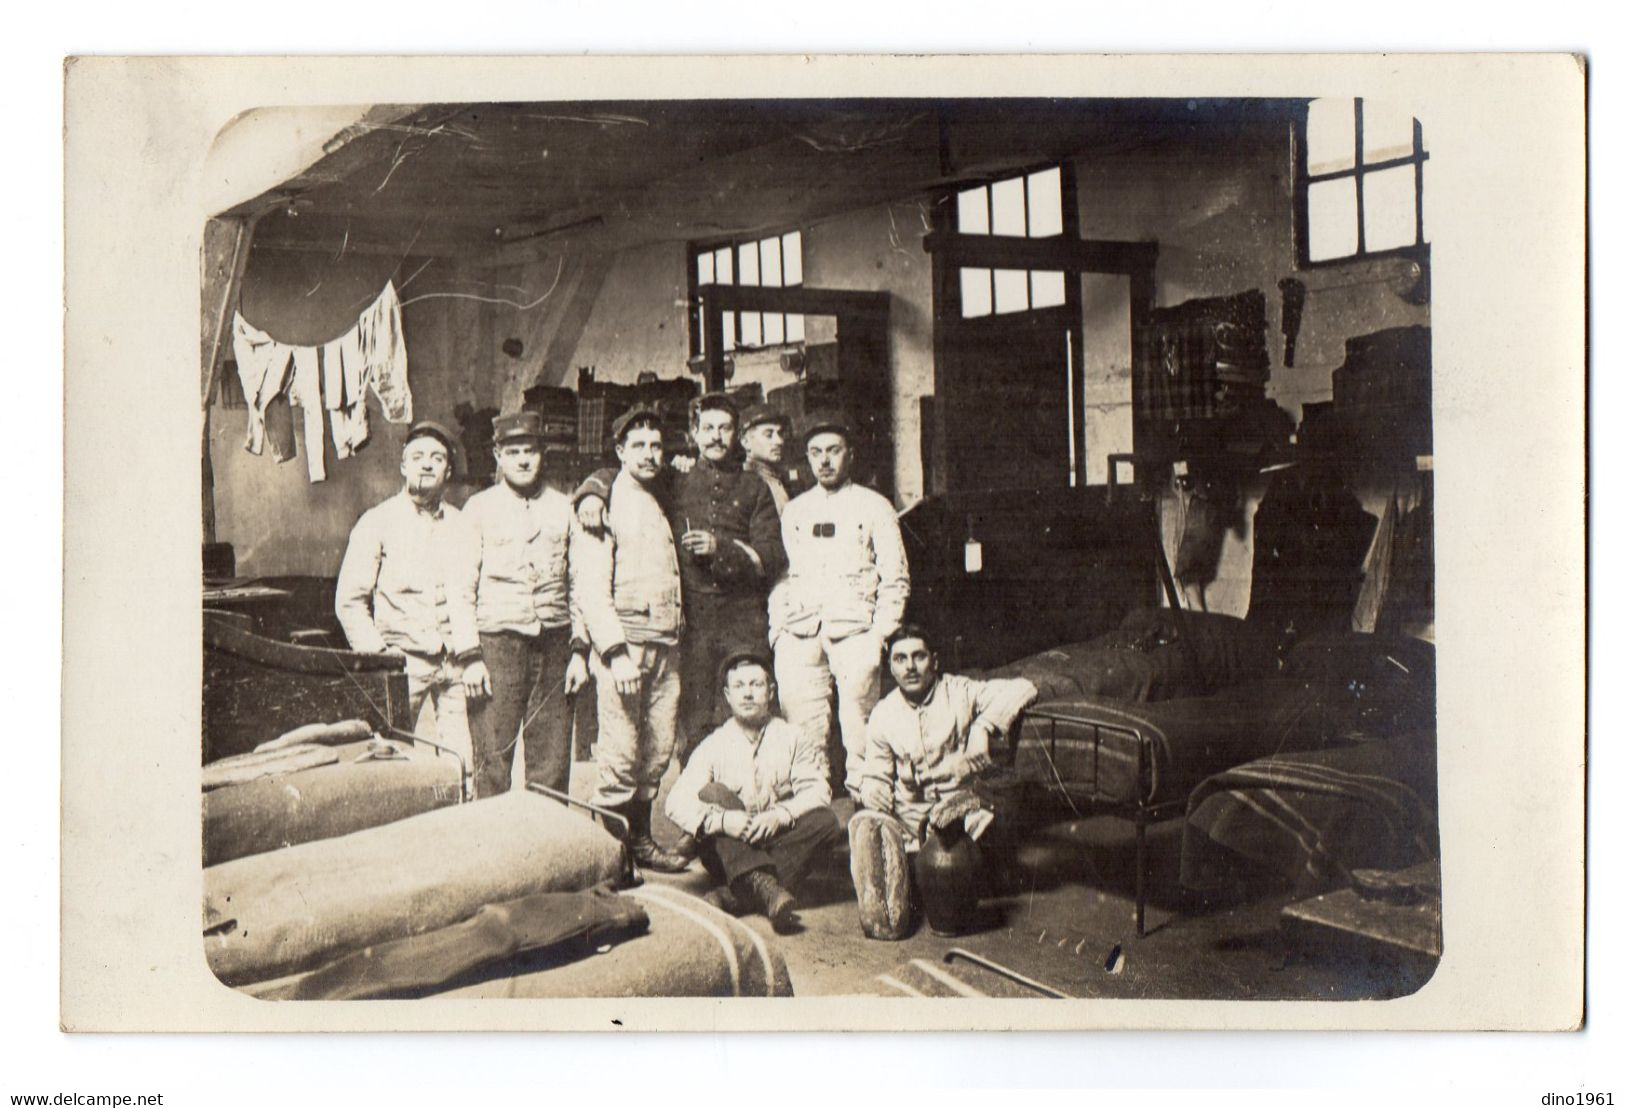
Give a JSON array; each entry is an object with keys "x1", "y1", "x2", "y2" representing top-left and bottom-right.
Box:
[
  {"x1": 957, "y1": 186, "x2": 990, "y2": 234},
  {"x1": 1363, "y1": 164, "x2": 1418, "y2": 252},
  {"x1": 760, "y1": 236, "x2": 783, "y2": 287},
  {"x1": 782, "y1": 231, "x2": 803, "y2": 285},
  {"x1": 1027, "y1": 167, "x2": 1063, "y2": 237},
  {"x1": 786, "y1": 312, "x2": 805, "y2": 343},
  {"x1": 738, "y1": 241, "x2": 760, "y2": 286},
  {"x1": 1307, "y1": 177, "x2": 1359, "y2": 260},
  {"x1": 993, "y1": 268, "x2": 1029, "y2": 313},
  {"x1": 740, "y1": 311, "x2": 762, "y2": 347},
  {"x1": 991, "y1": 177, "x2": 1027, "y2": 236},
  {"x1": 960, "y1": 267, "x2": 992, "y2": 318},
  {"x1": 1306, "y1": 98, "x2": 1356, "y2": 175},
  {"x1": 763, "y1": 312, "x2": 785, "y2": 346},
  {"x1": 714, "y1": 248, "x2": 733, "y2": 284},
  {"x1": 697, "y1": 252, "x2": 714, "y2": 285},
  {"x1": 1363, "y1": 101, "x2": 1417, "y2": 164},
  {"x1": 722, "y1": 311, "x2": 736, "y2": 352},
  {"x1": 1030, "y1": 269, "x2": 1065, "y2": 309}
]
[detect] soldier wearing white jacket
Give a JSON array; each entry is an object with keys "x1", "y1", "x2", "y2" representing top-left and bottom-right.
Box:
[{"x1": 772, "y1": 411, "x2": 910, "y2": 802}]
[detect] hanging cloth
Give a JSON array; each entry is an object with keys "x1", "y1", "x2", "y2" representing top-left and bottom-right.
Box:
[
  {"x1": 358, "y1": 280, "x2": 412, "y2": 424},
  {"x1": 230, "y1": 281, "x2": 411, "y2": 483},
  {"x1": 230, "y1": 314, "x2": 294, "y2": 456}
]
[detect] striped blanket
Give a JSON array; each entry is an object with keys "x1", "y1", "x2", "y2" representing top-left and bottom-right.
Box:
[{"x1": 1179, "y1": 734, "x2": 1438, "y2": 896}]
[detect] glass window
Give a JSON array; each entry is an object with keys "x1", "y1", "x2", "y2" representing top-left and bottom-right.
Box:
[
  {"x1": 953, "y1": 165, "x2": 1071, "y2": 317},
  {"x1": 1298, "y1": 97, "x2": 1426, "y2": 264},
  {"x1": 690, "y1": 230, "x2": 805, "y2": 355}
]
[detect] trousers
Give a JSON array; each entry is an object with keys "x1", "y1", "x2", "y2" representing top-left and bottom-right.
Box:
[
  {"x1": 696, "y1": 783, "x2": 840, "y2": 891},
  {"x1": 403, "y1": 651, "x2": 471, "y2": 769},
  {"x1": 774, "y1": 629, "x2": 882, "y2": 797},
  {"x1": 469, "y1": 627, "x2": 574, "y2": 799},
  {"x1": 678, "y1": 592, "x2": 770, "y2": 760},
  {"x1": 590, "y1": 641, "x2": 681, "y2": 808}
]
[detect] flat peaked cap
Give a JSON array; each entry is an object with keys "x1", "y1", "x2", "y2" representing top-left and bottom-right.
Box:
[
  {"x1": 802, "y1": 409, "x2": 855, "y2": 443},
  {"x1": 688, "y1": 391, "x2": 740, "y2": 422},
  {"x1": 491, "y1": 411, "x2": 545, "y2": 443},
  {"x1": 405, "y1": 420, "x2": 458, "y2": 456},
  {"x1": 740, "y1": 403, "x2": 789, "y2": 434},
  {"x1": 611, "y1": 405, "x2": 664, "y2": 443}
]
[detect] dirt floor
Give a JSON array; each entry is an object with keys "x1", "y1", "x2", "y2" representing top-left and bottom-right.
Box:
[{"x1": 566, "y1": 760, "x2": 1438, "y2": 1001}]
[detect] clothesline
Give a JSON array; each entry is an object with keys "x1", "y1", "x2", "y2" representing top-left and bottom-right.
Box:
[{"x1": 231, "y1": 280, "x2": 413, "y2": 483}]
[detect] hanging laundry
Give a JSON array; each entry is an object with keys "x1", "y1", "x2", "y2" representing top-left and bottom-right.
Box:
[
  {"x1": 288, "y1": 346, "x2": 327, "y2": 482},
  {"x1": 231, "y1": 314, "x2": 295, "y2": 455},
  {"x1": 358, "y1": 281, "x2": 412, "y2": 424},
  {"x1": 229, "y1": 281, "x2": 411, "y2": 484},
  {"x1": 263, "y1": 391, "x2": 297, "y2": 464},
  {"x1": 323, "y1": 330, "x2": 370, "y2": 459}
]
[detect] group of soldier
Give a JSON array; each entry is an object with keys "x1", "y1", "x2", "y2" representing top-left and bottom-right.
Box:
[{"x1": 334, "y1": 392, "x2": 1036, "y2": 935}]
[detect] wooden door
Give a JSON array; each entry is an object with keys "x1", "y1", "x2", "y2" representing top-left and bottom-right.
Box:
[{"x1": 939, "y1": 303, "x2": 1078, "y2": 493}]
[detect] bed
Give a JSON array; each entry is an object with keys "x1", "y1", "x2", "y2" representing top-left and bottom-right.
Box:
[
  {"x1": 995, "y1": 623, "x2": 1434, "y2": 935},
  {"x1": 1178, "y1": 732, "x2": 1438, "y2": 898}
]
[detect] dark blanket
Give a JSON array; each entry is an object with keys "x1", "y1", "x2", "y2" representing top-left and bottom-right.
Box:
[
  {"x1": 262, "y1": 885, "x2": 649, "y2": 1000},
  {"x1": 983, "y1": 607, "x2": 1278, "y2": 704},
  {"x1": 1179, "y1": 734, "x2": 1438, "y2": 896}
]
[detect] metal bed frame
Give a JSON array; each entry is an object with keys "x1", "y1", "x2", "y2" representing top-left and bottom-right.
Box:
[{"x1": 1016, "y1": 708, "x2": 1186, "y2": 939}]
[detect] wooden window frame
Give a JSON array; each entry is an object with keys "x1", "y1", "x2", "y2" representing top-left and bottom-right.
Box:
[
  {"x1": 687, "y1": 229, "x2": 805, "y2": 359},
  {"x1": 1294, "y1": 98, "x2": 1430, "y2": 269}
]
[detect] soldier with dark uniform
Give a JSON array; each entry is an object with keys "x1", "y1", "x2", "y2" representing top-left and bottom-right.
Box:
[{"x1": 575, "y1": 392, "x2": 787, "y2": 759}]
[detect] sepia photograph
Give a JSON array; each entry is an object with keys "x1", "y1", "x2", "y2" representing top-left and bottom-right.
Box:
[
  {"x1": 197, "y1": 93, "x2": 1443, "y2": 1004},
  {"x1": 60, "y1": 52, "x2": 1585, "y2": 1036}
]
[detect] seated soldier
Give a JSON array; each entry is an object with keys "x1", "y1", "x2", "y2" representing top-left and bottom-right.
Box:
[
  {"x1": 665, "y1": 652, "x2": 841, "y2": 933},
  {"x1": 848, "y1": 624, "x2": 1038, "y2": 939}
]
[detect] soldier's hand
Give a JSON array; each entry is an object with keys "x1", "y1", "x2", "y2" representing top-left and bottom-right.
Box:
[
  {"x1": 671, "y1": 454, "x2": 695, "y2": 473},
  {"x1": 680, "y1": 529, "x2": 718, "y2": 557},
  {"x1": 563, "y1": 653, "x2": 589, "y2": 696},
  {"x1": 576, "y1": 495, "x2": 608, "y2": 535},
  {"x1": 746, "y1": 808, "x2": 790, "y2": 844},
  {"x1": 461, "y1": 660, "x2": 492, "y2": 700},
  {"x1": 608, "y1": 651, "x2": 641, "y2": 697},
  {"x1": 719, "y1": 810, "x2": 751, "y2": 839}
]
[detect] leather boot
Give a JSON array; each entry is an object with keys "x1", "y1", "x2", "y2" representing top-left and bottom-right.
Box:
[
  {"x1": 627, "y1": 798, "x2": 691, "y2": 874},
  {"x1": 737, "y1": 869, "x2": 799, "y2": 934},
  {"x1": 702, "y1": 884, "x2": 744, "y2": 916}
]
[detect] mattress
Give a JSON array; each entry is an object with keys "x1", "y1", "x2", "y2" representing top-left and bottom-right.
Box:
[
  {"x1": 204, "y1": 791, "x2": 628, "y2": 986},
  {"x1": 1013, "y1": 677, "x2": 1349, "y2": 807},
  {"x1": 982, "y1": 607, "x2": 1278, "y2": 704},
  {"x1": 202, "y1": 737, "x2": 463, "y2": 867}
]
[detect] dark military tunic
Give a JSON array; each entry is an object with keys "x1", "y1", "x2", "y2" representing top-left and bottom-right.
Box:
[{"x1": 577, "y1": 457, "x2": 786, "y2": 754}]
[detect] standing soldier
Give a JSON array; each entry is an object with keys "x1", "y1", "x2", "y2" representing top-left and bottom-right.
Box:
[
  {"x1": 572, "y1": 406, "x2": 691, "y2": 873},
  {"x1": 335, "y1": 420, "x2": 472, "y2": 764},
  {"x1": 576, "y1": 392, "x2": 785, "y2": 759},
  {"x1": 774, "y1": 411, "x2": 910, "y2": 805},
  {"x1": 450, "y1": 411, "x2": 588, "y2": 799},
  {"x1": 739, "y1": 403, "x2": 792, "y2": 512}
]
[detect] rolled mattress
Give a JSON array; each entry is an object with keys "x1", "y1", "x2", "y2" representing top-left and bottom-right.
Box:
[
  {"x1": 202, "y1": 739, "x2": 463, "y2": 867},
  {"x1": 204, "y1": 791, "x2": 627, "y2": 986}
]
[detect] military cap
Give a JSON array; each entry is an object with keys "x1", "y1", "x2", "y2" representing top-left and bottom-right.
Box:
[
  {"x1": 740, "y1": 403, "x2": 789, "y2": 434},
  {"x1": 491, "y1": 411, "x2": 544, "y2": 443},
  {"x1": 801, "y1": 409, "x2": 855, "y2": 444},
  {"x1": 404, "y1": 419, "x2": 458, "y2": 457},
  {"x1": 688, "y1": 391, "x2": 740, "y2": 423},
  {"x1": 717, "y1": 649, "x2": 776, "y2": 686},
  {"x1": 611, "y1": 404, "x2": 664, "y2": 443}
]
